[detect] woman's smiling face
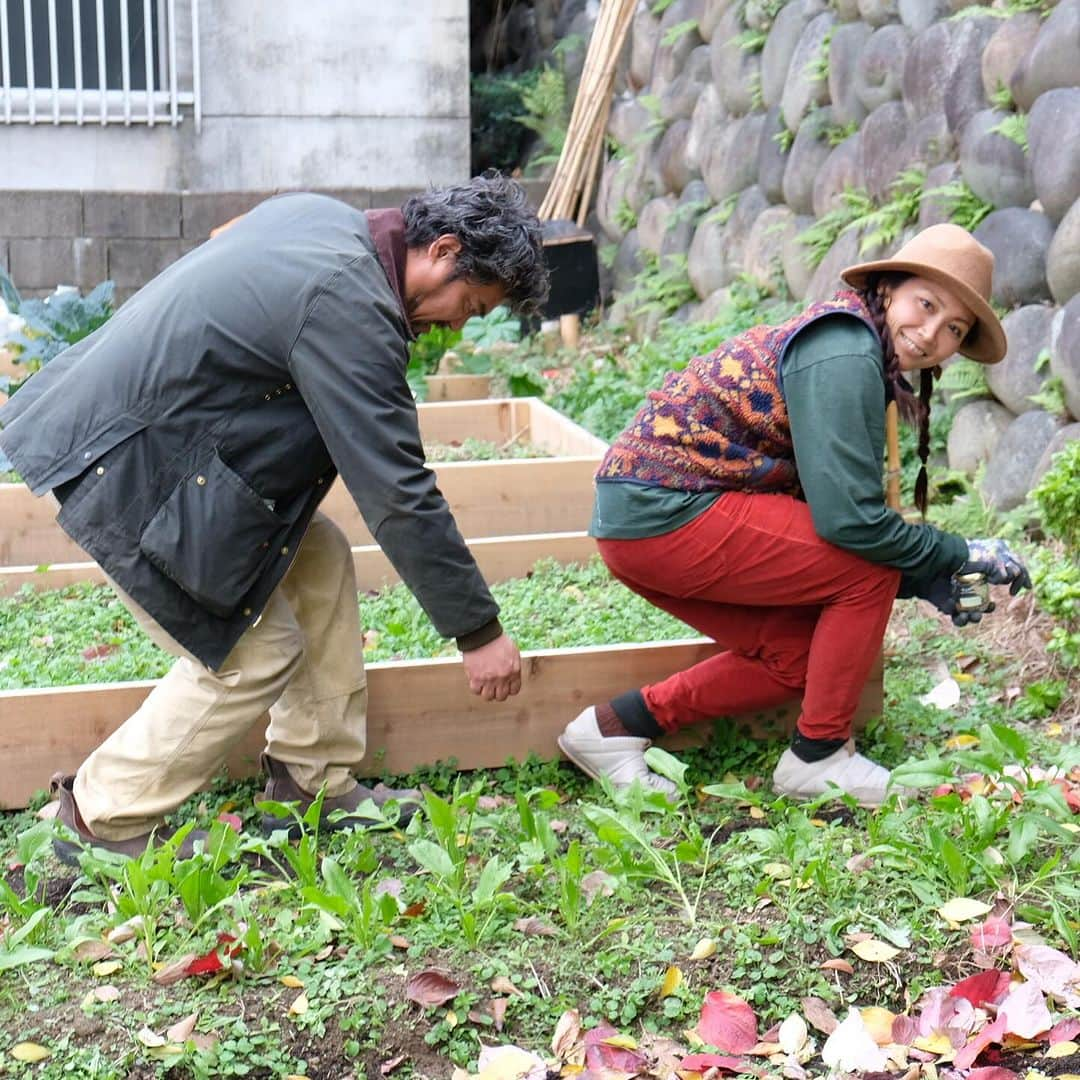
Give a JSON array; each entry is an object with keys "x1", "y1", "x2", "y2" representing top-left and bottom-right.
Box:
[{"x1": 882, "y1": 276, "x2": 975, "y2": 371}]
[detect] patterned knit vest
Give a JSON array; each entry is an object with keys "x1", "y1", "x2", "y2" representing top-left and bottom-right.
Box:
[{"x1": 596, "y1": 291, "x2": 877, "y2": 495}]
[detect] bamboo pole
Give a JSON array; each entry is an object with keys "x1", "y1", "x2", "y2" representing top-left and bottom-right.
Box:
[
  {"x1": 885, "y1": 400, "x2": 902, "y2": 511},
  {"x1": 538, "y1": 0, "x2": 636, "y2": 224}
]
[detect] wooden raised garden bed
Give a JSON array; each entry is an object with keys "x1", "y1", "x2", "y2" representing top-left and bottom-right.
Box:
[
  {"x1": 0, "y1": 398, "x2": 606, "y2": 594},
  {"x1": 0, "y1": 395, "x2": 884, "y2": 809}
]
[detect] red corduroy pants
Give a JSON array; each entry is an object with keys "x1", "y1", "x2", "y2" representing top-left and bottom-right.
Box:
[{"x1": 597, "y1": 491, "x2": 899, "y2": 740}]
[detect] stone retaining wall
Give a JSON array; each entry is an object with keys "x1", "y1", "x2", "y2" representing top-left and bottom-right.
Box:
[{"x1": 582, "y1": 0, "x2": 1080, "y2": 508}]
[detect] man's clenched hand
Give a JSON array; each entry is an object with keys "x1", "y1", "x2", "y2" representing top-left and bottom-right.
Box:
[{"x1": 462, "y1": 633, "x2": 522, "y2": 702}]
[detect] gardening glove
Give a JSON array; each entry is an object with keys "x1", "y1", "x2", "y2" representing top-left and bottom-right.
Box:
[
  {"x1": 918, "y1": 575, "x2": 990, "y2": 627},
  {"x1": 962, "y1": 538, "x2": 1032, "y2": 595}
]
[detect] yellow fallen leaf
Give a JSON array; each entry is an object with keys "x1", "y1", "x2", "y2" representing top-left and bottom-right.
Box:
[
  {"x1": 659, "y1": 965, "x2": 683, "y2": 998},
  {"x1": 944, "y1": 733, "x2": 979, "y2": 749},
  {"x1": 763, "y1": 862, "x2": 792, "y2": 880},
  {"x1": 288, "y1": 992, "x2": 309, "y2": 1017},
  {"x1": 602, "y1": 1034, "x2": 638, "y2": 1049},
  {"x1": 938, "y1": 898, "x2": 992, "y2": 923},
  {"x1": 690, "y1": 938, "x2": 716, "y2": 960},
  {"x1": 952, "y1": 673, "x2": 974, "y2": 684},
  {"x1": 280, "y1": 975, "x2": 304, "y2": 988},
  {"x1": 92, "y1": 959, "x2": 122, "y2": 977},
  {"x1": 860, "y1": 1006, "x2": 897, "y2": 1045},
  {"x1": 913, "y1": 1033, "x2": 954, "y2": 1055},
  {"x1": 749, "y1": 806, "x2": 766, "y2": 820},
  {"x1": 137, "y1": 1027, "x2": 166, "y2": 1048},
  {"x1": 851, "y1": 939, "x2": 900, "y2": 963},
  {"x1": 809, "y1": 818, "x2": 828, "y2": 827},
  {"x1": 10, "y1": 1043, "x2": 51, "y2": 1063},
  {"x1": 1047, "y1": 1042, "x2": 1079, "y2": 1059},
  {"x1": 1046, "y1": 722, "x2": 1063, "y2": 737}
]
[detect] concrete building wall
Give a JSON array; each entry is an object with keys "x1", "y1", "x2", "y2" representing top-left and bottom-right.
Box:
[{"x1": 0, "y1": 0, "x2": 470, "y2": 193}]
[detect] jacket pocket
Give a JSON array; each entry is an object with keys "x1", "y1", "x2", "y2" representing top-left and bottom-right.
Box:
[{"x1": 140, "y1": 450, "x2": 286, "y2": 618}]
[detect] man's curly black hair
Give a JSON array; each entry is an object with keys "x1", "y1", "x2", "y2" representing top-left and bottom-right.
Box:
[{"x1": 402, "y1": 172, "x2": 549, "y2": 317}]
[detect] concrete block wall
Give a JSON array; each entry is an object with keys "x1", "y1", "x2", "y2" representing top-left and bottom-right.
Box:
[
  {"x1": 2, "y1": 180, "x2": 552, "y2": 301},
  {"x1": 1, "y1": 187, "x2": 422, "y2": 301}
]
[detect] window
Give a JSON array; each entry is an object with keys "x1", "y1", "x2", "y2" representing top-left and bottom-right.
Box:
[{"x1": 0, "y1": 0, "x2": 200, "y2": 126}]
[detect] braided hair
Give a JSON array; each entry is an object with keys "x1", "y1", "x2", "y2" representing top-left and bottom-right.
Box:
[{"x1": 856, "y1": 272, "x2": 936, "y2": 516}]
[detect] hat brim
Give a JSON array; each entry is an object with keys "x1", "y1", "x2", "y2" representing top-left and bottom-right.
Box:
[{"x1": 840, "y1": 259, "x2": 1006, "y2": 364}]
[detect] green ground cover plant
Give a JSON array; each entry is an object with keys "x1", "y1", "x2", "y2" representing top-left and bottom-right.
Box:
[
  {"x1": 0, "y1": 558, "x2": 689, "y2": 689},
  {"x1": 0, "y1": 598, "x2": 1077, "y2": 1077}
]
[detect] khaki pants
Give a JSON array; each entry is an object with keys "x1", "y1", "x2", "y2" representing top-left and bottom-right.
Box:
[{"x1": 74, "y1": 513, "x2": 368, "y2": 840}]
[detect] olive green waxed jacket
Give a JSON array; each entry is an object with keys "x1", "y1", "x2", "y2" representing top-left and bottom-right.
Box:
[{"x1": 0, "y1": 194, "x2": 498, "y2": 669}]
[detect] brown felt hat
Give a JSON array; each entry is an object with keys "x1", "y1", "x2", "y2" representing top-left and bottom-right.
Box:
[{"x1": 840, "y1": 224, "x2": 1007, "y2": 364}]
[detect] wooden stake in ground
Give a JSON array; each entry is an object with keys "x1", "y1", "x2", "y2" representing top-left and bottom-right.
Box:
[{"x1": 885, "y1": 401, "x2": 902, "y2": 511}]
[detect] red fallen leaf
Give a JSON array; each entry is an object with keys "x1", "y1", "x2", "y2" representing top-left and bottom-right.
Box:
[
  {"x1": 954, "y1": 1012, "x2": 1008, "y2": 1070},
  {"x1": 583, "y1": 1024, "x2": 649, "y2": 1072},
  {"x1": 680, "y1": 1052, "x2": 749, "y2": 1071},
  {"x1": 405, "y1": 969, "x2": 459, "y2": 1008},
  {"x1": 402, "y1": 901, "x2": 426, "y2": 918},
  {"x1": 966, "y1": 1067, "x2": 1020, "y2": 1080},
  {"x1": 933, "y1": 784, "x2": 955, "y2": 798},
  {"x1": 802, "y1": 996, "x2": 839, "y2": 1035},
  {"x1": 697, "y1": 990, "x2": 758, "y2": 1052},
  {"x1": 216, "y1": 813, "x2": 242, "y2": 832},
  {"x1": 1048, "y1": 1016, "x2": 1080, "y2": 1044},
  {"x1": 186, "y1": 950, "x2": 225, "y2": 976},
  {"x1": 950, "y1": 969, "x2": 1012, "y2": 1008},
  {"x1": 970, "y1": 916, "x2": 1013, "y2": 951},
  {"x1": 81, "y1": 643, "x2": 119, "y2": 661}
]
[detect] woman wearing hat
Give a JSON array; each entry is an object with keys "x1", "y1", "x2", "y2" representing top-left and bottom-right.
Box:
[{"x1": 558, "y1": 224, "x2": 1031, "y2": 806}]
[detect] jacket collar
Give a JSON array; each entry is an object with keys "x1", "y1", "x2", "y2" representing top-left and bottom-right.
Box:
[{"x1": 365, "y1": 208, "x2": 414, "y2": 340}]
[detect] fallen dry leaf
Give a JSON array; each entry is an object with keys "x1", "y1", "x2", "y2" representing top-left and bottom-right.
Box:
[
  {"x1": 513, "y1": 917, "x2": 557, "y2": 936},
  {"x1": 697, "y1": 990, "x2": 758, "y2": 1053},
  {"x1": 659, "y1": 965, "x2": 683, "y2": 998},
  {"x1": 690, "y1": 938, "x2": 717, "y2": 961},
  {"x1": 72, "y1": 940, "x2": 115, "y2": 963},
  {"x1": 136, "y1": 1026, "x2": 167, "y2": 1048},
  {"x1": 405, "y1": 969, "x2": 460, "y2": 1008},
  {"x1": 287, "y1": 992, "x2": 309, "y2": 1018},
  {"x1": 380, "y1": 1053, "x2": 407, "y2": 1075},
  {"x1": 939, "y1": 897, "x2": 993, "y2": 924},
  {"x1": 490, "y1": 975, "x2": 523, "y2": 997},
  {"x1": 551, "y1": 1008, "x2": 582, "y2": 1060},
  {"x1": 152, "y1": 953, "x2": 198, "y2": 986},
  {"x1": 166, "y1": 1013, "x2": 198, "y2": 1043},
  {"x1": 821, "y1": 1010, "x2": 887, "y2": 1073},
  {"x1": 778, "y1": 1013, "x2": 808, "y2": 1055},
  {"x1": 280, "y1": 975, "x2": 304, "y2": 989},
  {"x1": 10, "y1": 1043, "x2": 51, "y2": 1063},
  {"x1": 850, "y1": 938, "x2": 900, "y2": 963},
  {"x1": 802, "y1": 997, "x2": 839, "y2": 1035},
  {"x1": 91, "y1": 959, "x2": 122, "y2": 977},
  {"x1": 820, "y1": 959, "x2": 854, "y2": 975}
]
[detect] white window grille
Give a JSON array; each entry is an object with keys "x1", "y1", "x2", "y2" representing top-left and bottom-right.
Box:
[{"x1": 0, "y1": 0, "x2": 200, "y2": 127}]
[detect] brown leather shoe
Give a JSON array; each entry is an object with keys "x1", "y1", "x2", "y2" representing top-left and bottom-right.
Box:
[
  {"x1": 50, "y1": 773, "x2": 208, "y2": 867},
  {"x1": 258, "y1": 755, "x2": 421, "y2": 836}
]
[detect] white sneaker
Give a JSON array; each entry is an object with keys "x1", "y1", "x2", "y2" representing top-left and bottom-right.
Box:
[
  {"x1": 772, "y1": 740, "x2": 891, "y2": 807},
  {"x1": 557, "y1": 706, "x2": 679, "y2": 796}
]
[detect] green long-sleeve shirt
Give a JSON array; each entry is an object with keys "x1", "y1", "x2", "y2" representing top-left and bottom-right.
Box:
[{"x1": 591, "y1": 314, "x2": 966, "y2": 591}]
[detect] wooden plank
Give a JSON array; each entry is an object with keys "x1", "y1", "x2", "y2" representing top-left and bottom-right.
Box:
[
  {"x1": 0, "y1": 532, "x2": 600, "y2": 596},
  {"x1": 424, "y1": 374, "x2": 491, "y2": 402},
  {"x1": 0, "y1": 457, "x2": 601, "y2": 565},
  {"x1": 512, "y1": 398, "x2": 608, "y2": 457},
  {"x1": 0, "y1": 642, "x2": 883, "y2": 808}
]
